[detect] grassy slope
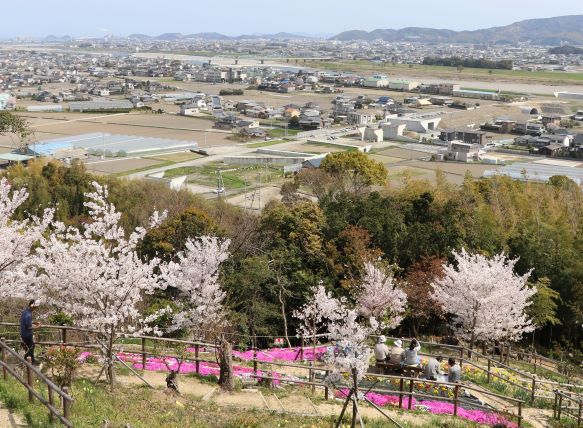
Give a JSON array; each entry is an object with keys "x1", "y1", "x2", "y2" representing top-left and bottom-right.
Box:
[{"x1": 0, "y1": 376, "x2": 485, "y2": 428}]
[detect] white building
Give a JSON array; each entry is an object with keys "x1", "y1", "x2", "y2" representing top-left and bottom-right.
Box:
[
  {"x1": 384, "y1": 114, "x2": 441, "y2": 134},
  {"x1": 363, "y1": 74, "x2": 390, "y2": 88},
  {"x1": 389, "y1": 80, "x2": 419, "y2": 91},
  {"x1": 0, "y1": 93, "x2": 16, "y2": 110},
  {"x1": 439, "y1": 141, "x2": 483, "y2": 162},
  {"x1": 180, "y1": 104, "x2": 200, "y2": 116}
]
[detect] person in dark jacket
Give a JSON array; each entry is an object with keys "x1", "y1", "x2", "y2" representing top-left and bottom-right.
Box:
[{"x1": 20, "y1": 299, "x2": 40, "y2": 365}]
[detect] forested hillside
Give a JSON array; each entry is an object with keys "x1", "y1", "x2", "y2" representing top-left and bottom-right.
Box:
[{"x1": 4, "y1": 159, "x2": 582, "y2": 358}]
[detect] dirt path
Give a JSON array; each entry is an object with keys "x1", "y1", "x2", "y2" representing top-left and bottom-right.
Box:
[{"x1": 0, "y1": 403, "x2": 27, "y2": 427}]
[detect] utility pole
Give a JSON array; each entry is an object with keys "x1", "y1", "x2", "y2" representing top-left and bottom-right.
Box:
[{"x1": 257, "y1": 172, "x2": 261, "y2": 211}]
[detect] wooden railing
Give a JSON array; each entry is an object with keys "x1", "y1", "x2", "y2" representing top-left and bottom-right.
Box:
[
  {"x1": 0, "y1": 337, "x2": 73, "y2": 427},
  {"x1": 0, "y1": 322, "x2": 578, "y2": 415},
  {"x1": 0, "y1": 323, "x2": 529, "y2": 427},
  {"x1": 553, "y1": 390, "x2": 583, "y2": 427}
]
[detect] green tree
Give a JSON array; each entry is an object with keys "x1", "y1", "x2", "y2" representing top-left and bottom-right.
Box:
[
  {"x1": 140, "y1": 207, "x2": 220, "y2": 261},
  {"x1": 0, "y1": 111, "x2": 32, "y2": 150},
  {"x1": 320, "y1": 151, "x2": 387, "y2": 194},
  {"x1": 528, "y1": 277, "x2": 561, "y2": 348}
]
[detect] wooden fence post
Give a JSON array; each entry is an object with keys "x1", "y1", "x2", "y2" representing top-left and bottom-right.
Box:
[
  {"x1": 578, "y1": 399, "x2": 582, "y2": 428},
  {"x1": 26, "y1": 365, "x2": 34, "y2": 402},
  {"x1": 309, "y1": 360, "x2": 315, "y2": 394},
  {"x1": 487, "y1": 359, "x2": 491, "y2": 383},
  {"x1": 141, "y1": 337, "x2": 146, "y2": 370},
  {"x1": 398, "y1": 378, "x2": 404, "y2": 409},
  {"x1": 253, "y1": 348, "x2": 258, "y2": 376},
  {"x1": 558, "y1": 394, "x2": 563, "y2": 420},
  {"x1": 553, "y1": 393, "x2": 558, "y2": 419},
  {"x1": 48, "y1": 385, "x2": 54, "y2": 423},
  {"x1": 63, "y1": 387, "x2": 71, "y2": 422},
  {"x1": 300, "y1": 337, "x2": 304, "y2": 361},
  {"x1": 324, "y1": 370, "x2": 329, "y2": 400},
  {"x1": 61, "y1": 327, "x2": 67, "y2": 344},
  {"x1": 195, "y1": 344, "x2": 200, "y2": 375},
  {"x1": 531, "y1": 377, "x2": 536, "y2": 403},
  {"x1": 408, "y1": 379, "x2": 414, "y2": 410},
  {"x1": 453, "y1": 384, "x2": 460, "y2": 417},
  {"x1": 518, "y1": 401, "x2": 522, "y2": 428},
  {"x1": 1, "y1": 338, "x2": 6, "y2": 380}
]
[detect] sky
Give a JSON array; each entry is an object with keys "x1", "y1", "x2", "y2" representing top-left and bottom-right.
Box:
[{"x1": 1, "y1": 0, "x2": 582, "y2": 38}]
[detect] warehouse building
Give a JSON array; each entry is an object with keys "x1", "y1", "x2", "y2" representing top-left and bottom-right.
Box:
[
  {"x1": 69, "y1": 100, "x2": 133, "y2": 112},
  {"x1": 30, "y1": 133, "x2": 198, "y2": 158}
]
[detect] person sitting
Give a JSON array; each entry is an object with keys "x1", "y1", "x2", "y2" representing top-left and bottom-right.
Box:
[
  {"x1": 424, "y1": 356, "x2": 443, "y2": 381},
  {"x1": 403, "y1": 339, "x2": 421, "y2": 367},
  {"x1": 387, "y1": 339, "x2": 405, "y2": 365},
  {"x1": 374, "y1": 335, "x2": 389, "y2": 362},
  {"x1": 448, "y1": 357, "x2": 461, "y2": 383}
]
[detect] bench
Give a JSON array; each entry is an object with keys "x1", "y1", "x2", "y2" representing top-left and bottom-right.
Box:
[{"x1": 373, "y1": 361, "x2": 424, "y2": 377}]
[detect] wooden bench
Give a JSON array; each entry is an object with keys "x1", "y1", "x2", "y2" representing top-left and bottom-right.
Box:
[{"x1": 374, "y1": 361, "x2": 424, "y2": 377}]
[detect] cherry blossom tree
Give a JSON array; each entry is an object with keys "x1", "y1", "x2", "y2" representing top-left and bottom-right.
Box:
[
  {"x1": 355, "y1": 261, "x2": 407, "y2": 330},
  {"x1": 431, "y1": 249, "x2": 536, "y2": 351},
  {"x1": 0, "y1": 177, "x2": 52, "y2": 300},
  {"x1": 29, "y1": 182, "x2": 165, "y2": 385},
  {"x1": 323, "y1": 301, "x2": 378, "y2": 427},
  {"x1": 293, "y1": 282, "x2": 345, "y2": 359},
  {"x1": 158, "y1": 236, "x2": 231, "y2": 334},
  {"x1": 157, "y1": 236, "x2": 232, "y2": 390}
]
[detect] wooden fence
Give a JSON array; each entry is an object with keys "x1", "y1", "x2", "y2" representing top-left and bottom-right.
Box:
[
  {"x1": 553, "y1": 390, "x2": 583, "y2": 427},
  {"x1": 0, "y1": 337, "x2": 73, "y2": 427},
  {"x1": 0, "y1": 323, "x2": 528, "y2": 427}
]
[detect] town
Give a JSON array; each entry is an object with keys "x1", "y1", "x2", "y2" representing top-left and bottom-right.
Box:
[{"x1": 2, "y1": 7, "x2": 583, "y2": 428}]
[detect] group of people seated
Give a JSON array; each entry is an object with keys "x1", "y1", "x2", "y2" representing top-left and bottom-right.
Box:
[{"x1": 374, "y1": 336, "x2": 461, "y2": 383}]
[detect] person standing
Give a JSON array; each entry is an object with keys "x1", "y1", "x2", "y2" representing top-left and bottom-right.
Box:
[{"x1": 20, "y1": 299, "x2": 40, "y2": 365}]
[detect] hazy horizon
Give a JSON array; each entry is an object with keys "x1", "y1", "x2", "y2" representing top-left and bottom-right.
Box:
[{"x1": 1, "y1": 0, "x2": 582, "y2": 39}]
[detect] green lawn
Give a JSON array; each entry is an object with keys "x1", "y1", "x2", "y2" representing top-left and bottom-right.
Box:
[
  {"x1": 267, "y1": 128, "x2": 301, "y2": 138},
  {"x1": 163, "y1": 162, "x2": 282, "y2": 190},
  {"x1": 247, "y1": 139, "x2": 288, "y2": 148}
]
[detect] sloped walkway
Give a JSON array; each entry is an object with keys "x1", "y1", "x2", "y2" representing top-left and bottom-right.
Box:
[{"x1": 0, "y1": 402, "x2": 27, "y2": 427}]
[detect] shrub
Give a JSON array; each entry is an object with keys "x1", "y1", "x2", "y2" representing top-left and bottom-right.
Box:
[{"x1": 45, "y1": 346, "x2": 80, "y2": 387}]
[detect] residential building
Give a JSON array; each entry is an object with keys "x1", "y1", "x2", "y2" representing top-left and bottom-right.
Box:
[{"x1": 440, "y1": 129, "x2": 487, "y2": 145}]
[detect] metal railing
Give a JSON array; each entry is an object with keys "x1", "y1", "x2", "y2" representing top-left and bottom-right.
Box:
[{"x1": 0, "y1": 337, "x2": 73, "y2": 427}]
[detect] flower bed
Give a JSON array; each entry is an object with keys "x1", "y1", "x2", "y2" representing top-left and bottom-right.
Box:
[
  {"x1": 78, "y1": 351, "x2": 302, "y2": 385},
  {"x1": 334, "y1": 389, "x2": 517, "y2": 428}
]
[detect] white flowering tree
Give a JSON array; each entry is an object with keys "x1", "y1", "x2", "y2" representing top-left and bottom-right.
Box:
[
  {"x1": 0, "y1": 178, "x2": 52, "y2": 300},
  {"x1": 295, "y1": 283, "x2": 379, "y2": 427},
  {"x1": 29, "y1": 182, "x2": 165, "y2": 386},
  {"x1": 432, "y1": 249, "x2": 536, "y2": 351},
  {"x1": 157, "y1": 236, "x2": 233, "y2": 390},
  {"x1": 293, "y1": 282, "x2": 345, "y2": 361},
  {"x1": 355, "y1": 261, "x2": 407, "y2": 330}
]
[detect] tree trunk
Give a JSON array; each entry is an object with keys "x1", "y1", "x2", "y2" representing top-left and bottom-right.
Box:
[
  {"x1": 218, "y1": 339, "x2": 234, "y2": 392},
  {"x1": 279, "y1": 288, "x2": 291, "y2": 348},
  {"x1": 106, "y1": 326, "x2": 115, "y2": 387}
]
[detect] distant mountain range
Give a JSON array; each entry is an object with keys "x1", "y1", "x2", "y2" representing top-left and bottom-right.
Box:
[
  {"x1": 331, "y1": 15, "x2": 583, "y2": 45},
  {"x1": 126, "y1": 32, "x2": 317, "y2": 41}
]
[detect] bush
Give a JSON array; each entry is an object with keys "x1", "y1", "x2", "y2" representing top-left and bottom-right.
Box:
[
  {"x1": 49, "y1": 311, "x2": 74, "y2": 326},
  {"x1": 219, "y1": 89, "x2": 244, "y2": 96},
  {"x1": 45, "y1": 346, "x2": 80, "y2": 387}
]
